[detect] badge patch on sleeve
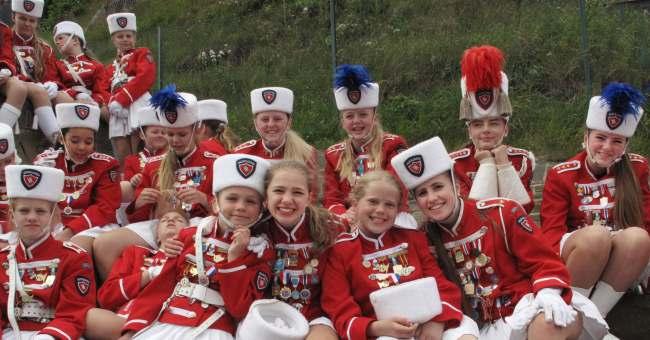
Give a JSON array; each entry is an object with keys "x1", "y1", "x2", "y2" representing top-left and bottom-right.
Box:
[
  {"x1": 255, "y1": 271, "x2": 269, "y2": 291},
  {"x1": 75, "y1": 276, "x2": 91, "y2": 296},
  {"x1": 109, "y1": 169, "x2": 120, "y2": 183},
  {"x1": 516, "y1": 215, "x2": 533, "y2": 233}
]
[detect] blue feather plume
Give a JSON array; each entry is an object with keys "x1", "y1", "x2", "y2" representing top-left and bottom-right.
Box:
[
  {"x1": 150, "y1": 84, "x2": 187, "y2": 111},
  {"x1": 334, "y1": 64, "x2": 373, "y2": 89},
  {"x1": 601, "y1": 82, "x2": 645, "y2": 118}
]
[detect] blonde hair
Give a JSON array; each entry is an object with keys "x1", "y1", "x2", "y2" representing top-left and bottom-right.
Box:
[
  {"x1": 201, "y1": 119, "x2": 241, "y2": 152},
  {"x1": 156, "y1": 125, "x2": 197, "y2": 191},
  {"x1": 283, "y1": 129, "x2": 314, "y2": 164},
  {"x1": 265, "y1": 161, "x2": 337, "y2": 254},
  {"x1": 348, "y1": 170, "x2": 402, "y2": 208},
  {"x1": 337, "y1": 117, "x2": 385, "y2": 183}
]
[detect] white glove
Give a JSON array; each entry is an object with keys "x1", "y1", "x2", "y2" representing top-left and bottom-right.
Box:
[
  {"x1": 247, "y1": 236, "x2": 269, "y2": 258},
  {"x1": 42, "y1": 81, "x2": 59, "y2": 99},
  {"x1": 145, "y1": 264, "x2": 163, "y2": 280},
  {"x1": 534, "y1": 288, "x2": 577, "y2": 327},
  {"x1": 108, "y1": 101, "x2": 129, "y2": 118},
  {"x1": 394, "y1": 211, "x2": 418, "y2": 229},
  {"x1": 33, "y1": 334, "x2": 56, "y2": 340},
  {"x1": 0, "y1": 68, "x2": 10, "y2": 81}
]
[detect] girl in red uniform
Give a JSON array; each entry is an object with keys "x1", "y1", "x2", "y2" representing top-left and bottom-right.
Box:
[
  {"x1": 449, "y1": 46, "x2": 535, "y2": 212},
  {"x1": 105, "y1": 12, "x2": 156, "y2": 163},
  {"x1": 0, "y1": 20, "x2": 28, "y2": 136},
  {"x1": 1, "y1": 164, "x2": 96, "y2": 340},
  {"x1": 234, "y1": 87, "x2": 319, "y2": 201},
  {"x1": 197, "y1": 99, "x2": 239, "y2": 156},
  {"x1": 321, "y1": 170, "x2": 476, "y2": 340},
  {"x1": 85, "y1": 208, "x2": 188, "y2": 340},
  {"x1": 94, "y1": 86, "x2": 217, "y2": 280},
  {"x1": 0, "y1": 123, "x2": 17, "y2": 237},
  {"x1": 393, "y1": 136, "x2": 608, "y2": 340},
  {"x1": 52, "y1": 21, "x2": 110, "y2": 107},
  {"x1": 541, "y1": 83, "x2": 650, "y2": 318},
  {"x1": 118, "y1": 154, "x2": 273, "y2": 340},
  {"x1": 263, "y1": 160, "x2": 342, "y2": 339},
  {"x1": 323, "y1": 64, "x2": 414, "y2": 228}
]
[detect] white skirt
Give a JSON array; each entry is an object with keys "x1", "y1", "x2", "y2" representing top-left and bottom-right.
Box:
[
  {"x1": 479, "y1": 292, "x2": 608, "y2": 340},
  {"x1": 75, "y1": 223, "x2": 121, "y2": 239},
  {"x1": 2, "y1": 328, "x2": 86, "y2": 339},
  {"x1": 133, "y1": 321, "x2": 233, "y2": 340},
  {"x1": 375, "y1": 315, "x2": 479, "y2": 340},
  {"x1": 109, "y1": 92, "x2": 151, "y2": 138}
]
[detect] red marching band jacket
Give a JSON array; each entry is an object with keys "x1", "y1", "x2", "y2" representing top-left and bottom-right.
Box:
[
  {"x1": 0, "y1": 236, "x2": 96, "y2": 340},
  {"x1": 324, "y1": 134, "x2": 409, "y2": 215},
  {"x1": 55, "y1": 54, "x2": 110, "y2": 106},
  {"x1": 200, "y1": 138, "x2": 229, "y2": 157},
  {"x1": 321, "y1": 227, "x2": 463, "y2": 340},
  {"x1": 0, "y1": 23, "x2": 16, "y2": 74},
  {"x1": 33, "y1": 149, "x2": 121, "y2": 234},
  {"x1": 122, "y1": 217, "x2": 274, "y2": 335},
  {"x1": 541, "y1": 151, "x2": 650, "y2": 251},
  {"x1": 126, "y1": 146, "x2": 217, "y2": 222},
  {"x1": 122, "y1": 148, "x2": 167, "y2": 181},
  {"x1": 439, "y1": 198, "x2": 572, "y2": 322},
  {"x1": 11, "y1": 30, "x2": 61, "y2": 84},
  {"x1": 264, "y1": 212, "x2": 345, "y2": 322},
  {"x1": 450, "y1": 144, "x2": 535, "y2": 213},
  {"x1": 98, "y1": 245, "x2": 168, "y2": 317},
  {"x1": 0, "y1": 182, "x2": 9, "y2": 233},
  {"x1": 104, "y1": 47, "x2": 156, "y2": 107}
]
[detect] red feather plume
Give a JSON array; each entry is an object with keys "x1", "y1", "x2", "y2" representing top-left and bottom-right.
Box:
[{"x1": 461, "y1": 45, "x2": 504, "y2": 92}]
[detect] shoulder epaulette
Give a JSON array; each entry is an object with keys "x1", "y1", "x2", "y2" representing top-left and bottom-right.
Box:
[
  {"x1": 476, "y1": 198, "x2": 510, "y2": 210},
  {"x1": 507, "y1": 147, "x2": 530, "y2": 157},
  {"x1": 326, "y1": 142, "x2": 345, "y2": 154},
  {"x1": 63, "y1": 241, "x2": 87, "y2": 254},
  {"x1": 36, "y1": 148, "x2": 63, "y2": 159},
  {"x1": 383, "y1": 133, "x2": 398, "y2": 141},
  {"x1": 552, "y1": 160, "x2": 580, "y2": 174},
  {"x1": 203, "y1": 151, "x2": 220, "y2": 159},
  {"x1": 449, "y1": 148, "x2": 471, "y2": 160},
  {"x1": 629, "y1": 153, "x2": 647, "y2": 163},
  {"x1": 90, "y1": 152, "x2": 115, "y2": 162},
  {"x1": 334, "y1": 229, "x2": 359, "y2": 244},
  {"x1": 234, "y1": 139, "x2": 257, "y2": 151}
]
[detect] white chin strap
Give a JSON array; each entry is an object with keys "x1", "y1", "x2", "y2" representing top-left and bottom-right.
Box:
[
  {"x1": 584, "y1": 139, "x2": 625, "y2": 170},
  {"x1": 218, "y1": 212, "x2": 264, "y2": 231},
  {"x1": 58, "y1": 34, "x2": 75, "y2": 54}
]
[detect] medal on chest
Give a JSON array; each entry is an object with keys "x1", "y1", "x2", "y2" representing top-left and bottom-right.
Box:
[
  {"x1": 272, "y1": 245, "x2": 318, "y2": 309},
  {"x1": 364, "y1": 243, "x2": 415, "y2": 289}
]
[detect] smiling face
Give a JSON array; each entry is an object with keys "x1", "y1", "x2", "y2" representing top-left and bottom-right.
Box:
[
  {"x1": 340, "y1": 108, "x2": 376, "y2": 142},
  {"x1": 254, "y1": 111, "x2": 291, "y2": 147},
  {"x1": 414, "y1": 172, "x2": 457, "y2": 222},
  {"x1": 584, "y1": 130, "x2": 628, "y2": 168},
  {"x1": 467, "y1": 117, "x2": 508, "y2": 150},
  {"x1": 216, "y1": 186, "x2": 263, "y2": 227},
  {"x1": 63, "y1": 128, "x2": 95, "y2": 164},
  {"x1": 12, "y1": 13, "x2": 38, "y2": 37},
  {"x1": 353, "y1": 180, "x2": 400, "y2": 237},
  {"x1": 111, "y1": 30, "x2": 136, "y2": 53},
  {"x1": 141, "y1": 126, "x2": 168, "y2": 152},
  {"x1": 11, "y1": 198, "x2": 54, "y2": 245},
  {"x1": 266, "y1": 167, "x2": 310, "y2": 228}
]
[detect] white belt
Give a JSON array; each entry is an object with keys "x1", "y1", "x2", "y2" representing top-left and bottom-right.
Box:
[
  {"x1": 15, "y1": 301, "x2": 55, "y2": 322},
  {"x1": 173, "y1": 279, "x2": 224, "y2": 306}
]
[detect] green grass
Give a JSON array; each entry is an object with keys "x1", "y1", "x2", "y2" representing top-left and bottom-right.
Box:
[{"x1": 41, "y1": 0, "x2": 650, "y2": 161}]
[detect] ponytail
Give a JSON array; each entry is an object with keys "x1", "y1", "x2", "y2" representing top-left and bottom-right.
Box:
[
  {"x1": 201, "y1": 120, "x2": 241, "y2": 152},
  {"x1": 156, "y1": 149, "x2": 178, "y2": 192},
  {"x1": 612, "y1": 153, "x2": 644, "y2": 229}
]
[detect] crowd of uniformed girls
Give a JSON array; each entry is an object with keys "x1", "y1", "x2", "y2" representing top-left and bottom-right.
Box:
[{"x1": 0, "y1": 1, "x2": 647, "y2": 339}]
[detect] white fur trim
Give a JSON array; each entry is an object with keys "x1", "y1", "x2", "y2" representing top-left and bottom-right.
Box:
[
  {"x1": 53, "y1": 21, "x2": 85, "y2": 48},
  {"x1": 250, "y1": 87, "x2": 293, "y2": 114},
  {"x1": 586, "y1": 95, "x2": 644, "y2": 137},
  {"x1": 6, "y1": 165, "x2": 64, "y2": 202},
  {"x1": 11, "y1": 0, "x2": 43, "y2": 18},
  {"x1": 198, "y1": 99, "x2": 228, "y2": 124},
  {"x1": 107, "y1": 13, "x2": 137, "y2": 34},
  {"x1": 56, "y1": 103, "x2": 100, "y2": 131},
  {"x1": 334, "y1": 82, "x2": 379, "y2": 110},
  {"x1": 212, "y1": 154, "x2": 270, "y2": 195},
  {"x1": 392, "y1": 136, "x2": 454, "y2": 190}
]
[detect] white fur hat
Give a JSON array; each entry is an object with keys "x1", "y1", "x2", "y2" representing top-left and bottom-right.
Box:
[
  {"x1": 56, "y1": 103, "x2": 100, "y2": 132},
  {"x1": 370, "y1": 277, "x2": 442, "y2": 324},
  {"x1": 107, "y1": 12, "x2": 136, "y2": 35},
  {"x1": 0, "y1": 123, "x2": 16, "y2": 160},
  {"x1": 53, "y1": 21, "x2": 86, "y2": 48},
  {"x1": 12, "y1": 0, "x2": 44, "y2": 18},
  {"x1": 586, "y1": 83, "x2": 645, "y2": 138},
  {"x1": 135, "y1": 105, "x2": 161, "y2": 128},
  {"x1": 333, "y1": 64, "x2": 379, "y2": 111},
  {"x1": 212, "y1": 154, "x2": 270, "y2": 196},
  {"x1": 391, "y1": 136, "x2": 454, "y2": 190},
  {"x1": 198, "y1": 99, "x2": 228, "y2": 124},
  {"x1": 6, "y1": 165, "x2": 64, "y2": 202},
  {"x1": 155, "y1": 92, "x2": 198, "y2": 128},
  {"x1": 237, "y1": 299, "x2": 309, "y2": 340},
  {"x1": 250, "y1": 87, "x2": 293, "y2": 115}
]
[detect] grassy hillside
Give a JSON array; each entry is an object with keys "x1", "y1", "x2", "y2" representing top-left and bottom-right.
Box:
[{"x1": 43, "y1": 0, "x2": 650, "y2": 160}]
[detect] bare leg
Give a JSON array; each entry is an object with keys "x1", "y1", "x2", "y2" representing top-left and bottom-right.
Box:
[
  {"x1": 111, "y1": 136, "x2": 131, "y2": 166},
  {"x1": 561, "y1": 225, "x2": 611, "y2": 288},
  {"x1": 600, "y1": 227, "x2": 650, "y2": 290},
  {"x1": 70, "y1": 235, "x2": 95, "y2": 258},
  {"x1": 306, "y1": 324, "x2": 338, "y2": 340},
  {"x1": 130, "y1": 132, "x2": 141, "y2": 154},
  {"x1": 528, "y1": 312, "x2": 583, "y2": 340},
  {"x1": 2, "y1": 77, "x2": 27, "y2": 108},
  {"x1": 53, "y1": 91, "x2": 74, "y2": 105},
  {"x1": 93, "y1": 227, "x2": 149, "y2": 281},
  {"x1": 84, "y1": 307, "x2": 125, "y2": 340}
]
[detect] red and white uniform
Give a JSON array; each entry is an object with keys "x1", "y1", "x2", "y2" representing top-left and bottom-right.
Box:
[
  {"x1": 541, "y1": 151, "x2": 650, "y2": 251},
  {"x1": 123, "y1": 148, "x2": 167, "y2": 181},
  {"x1": 98, "y1": 245, "x2": 168, "y2": 317},
  {"x1": 104, "y1": 47, "x2": 156, "y2": 108},
  {"x1": 450, "y1": 144, "x2": 535, "y2": 212},
  {"x1": 11, "y1": 31, "x2": 60, "y2": 83},
  {"x1": 265, "y1": 212, "x2": 345, "y2": 323},
  {"x1": 127, "y1": 146, "x2": 218, "y2": 222},
  {"x1": 440, "y1": 198, "x2": 571, "y2": 322},
  {"x1": 324, "y1": 134, "x2": 408, "y2": 215},
  {"x1": 0, "y1": 182, "x2": 9, "y2": 233},
  {"x1": 33, "y1": 149, "x2": 121, "y2": 234},
  {"x1": 200, "y1": 138, "x2": 229, "y2": 157},
  {"x1": 0, "y1": 23, "x2": 16, "y2": 75},
  {"x1": 122, "y1": 217, "x2": 273, "y2": 336},
  {"x1": 321, "y1": 227, "x2": 463, "y2": 340},
  {"x1": 0, "y1": 236, "x2": 96, "y2": 340},
  {"x1": 55, "y1": 54, "x2": 110, "y2": 106}
]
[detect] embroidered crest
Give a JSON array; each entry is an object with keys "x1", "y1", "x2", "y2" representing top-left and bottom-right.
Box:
[
  {"x1": 255, "y1": 271, "x2": 269, "y2": 291},
  {"x1": 605, "y1": 111, "x2": 623, "y2": 130},
  {"x1": 116, "y1": 17, "x2": 128, "y2": 29},
  {"x1": 23, "y1": 0, "x2": 35, "y2": 12},
  {"x1": 516, "y1": 215, "x2": 533, "y2": 233},
  {"x1": 236, "y1": 158, "x2": 257, "y2": 179},
  {"x1": 0, "y1": 139, "x2": 8, "y2": 154},
  {"x1": 475, "y1": 89, "x2": 494, "y2": 110},
  {"x1": 347, "y1": 89, "x2": 361, "y2": 104},
  {"x1": 404, "y1": 155, "x2": 424, "y2": 177},
  {"x1": 262, "y1": 90, "x2": 277, "y2": 104},
  {"x1": 75, "y1": 105, "x2": 90, "y2": 120},
  {"x1": 75, "y1": 276, "x2": 91, "y2": 296},
  {"x1": 164, "y1": 111, "x2": 178, "y2": 124},
  {"x1": 20, "y1": 169, "x2": 42, "y2": 190}
]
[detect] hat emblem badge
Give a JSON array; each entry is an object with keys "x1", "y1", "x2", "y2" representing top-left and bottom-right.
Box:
[
  {"x1": 262, "y1": 90, "x2": 277, "y2": 104},
  {"x1": 165, "y1": 111, "x2": 178, "y2": 124},
  {"x1": 0, "y1": 139, "x2": 7, "y2": 154},
  {"x1": 475, "y1": 89, "x2": 494, "y2": 110},
  {"x1": 23, "y1": 0, "x2": 35, "y2": 12},
  {"x1": 75, "y1": 105, "x2": 90, "y2": 120},
  {"x1": 117, "y1": 17, "x2": 128, "y2": 28},
  {"x1": 404, "y1": 155, "x2": 425, "y2": 177},
  {"x1": 20, "y1": 169, "x2": 42, "y2": 190},
  {"x1": 347, "y1": 89, "x2": 361, "y2": 104},
  {"x1": 236, "y1": 158, "x2": 257, "y2": 179},
  {"x1": 605, "y1": 111, "x2": 623, "y2": 130}
]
